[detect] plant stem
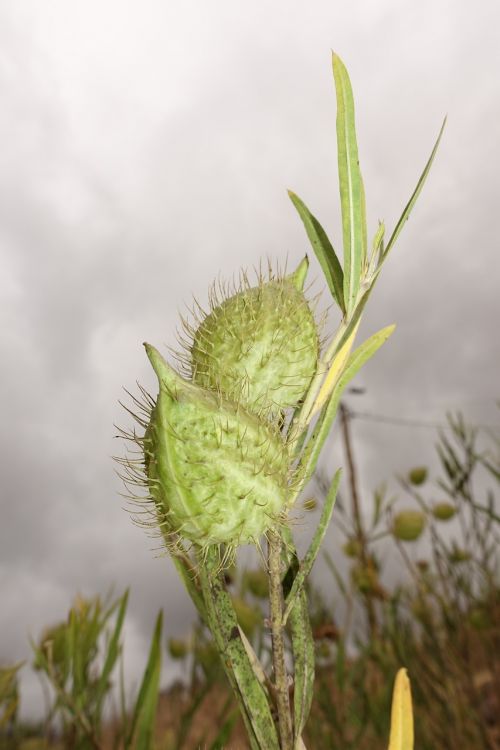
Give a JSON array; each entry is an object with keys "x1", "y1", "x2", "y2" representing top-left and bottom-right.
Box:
[
  {"x1": 339, "y1": 402, "x2": 378, "y2": 638},
  {"x1": 268, "y1": 530, "x2": 294, "y2": 750}
]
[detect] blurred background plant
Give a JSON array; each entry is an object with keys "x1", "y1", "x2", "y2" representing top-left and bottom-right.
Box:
[
  {"x1": 161, "y1": 410, "x2": 500, "y2": 749},
  {"x1": 1, "y1": 410, "x2": 498, "y2": 749},
  {"x1": 0, "y1": 592, "x2": 163, "y2": 750}
]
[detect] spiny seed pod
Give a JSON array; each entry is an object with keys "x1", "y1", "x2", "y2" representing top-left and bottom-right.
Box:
[
  {"x1": 431, "y1": 502, "x2": 456, "y2": 521},
  {"x1": 188, "y1": 258, "x2": 319, "y2": 417},
  {"x1": 392, "y1": 510, "x2": 426, "y2": 542},
  {"x1": 141, "y1": 344, "x2": 291, "y2": 549}
]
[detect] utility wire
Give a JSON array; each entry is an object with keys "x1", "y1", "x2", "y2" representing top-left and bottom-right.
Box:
[{"x1": 348, "y1": 409, "x2": 500, "y2": 432}]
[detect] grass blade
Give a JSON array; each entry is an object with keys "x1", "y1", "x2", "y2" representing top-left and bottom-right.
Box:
[
  {"x1": 384, "y1": 118, "x2": 446, "y2": 259},
  {"x1": 126, "y1": 610, "x2": 163, "y2": 750},
  {"x1": 288, "y1": 190, "x2": 345, "y2": 313},
  {"x1": 332, "y1": 52, "x2": 367, "y2": 314},
  {"x1": 95, "y1": 590, "x2": 129, "y2": 717},
  {"x1": 208, "y1": 709, "x2": 239, "y2": 749}
]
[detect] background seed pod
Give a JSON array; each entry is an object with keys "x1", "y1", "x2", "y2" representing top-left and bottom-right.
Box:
[
  {"x1": 231, "y1": 596, "x2": 262, "y2": 638},
  {"x1": 143, "y1": 345, "x2": 291, "y2": 549},
  {"x1": 190, "y1": 260, "x2": 319, "y2": 417},
  {"x1": 407, "y1": 466, "x2": 428, "y2": 485},
  {"x1": 242, "y1": 568, "x2": 269, "y2": 599},
  {"x1": 168, "y1": 637, "x2": 189, "y2": 660},
  {"x1": 342, "y1": 538, "x2": 363, "y2": 558},
  {"x1": 448, "y1": 545, "x2": 472, "y2": 564},
  {"x1": 392, "y1": 510, "x2": 426, "y2": 542},
  {"x1": 431, "y1": 502, "x2": 456, "y2": 521}
]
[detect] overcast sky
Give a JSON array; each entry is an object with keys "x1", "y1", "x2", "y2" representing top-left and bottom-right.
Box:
[{"x1": 1, "y1": 0, "x2": 499, "y2": 719}]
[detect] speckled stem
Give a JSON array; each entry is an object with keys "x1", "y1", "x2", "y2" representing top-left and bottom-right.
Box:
[{"x1": 268, "y1": 530, "x2": 294, "y2": 750}]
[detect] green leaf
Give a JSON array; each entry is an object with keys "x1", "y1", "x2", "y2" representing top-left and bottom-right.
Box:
[
  {"x1": 95, "y1": 590, "x2": 129, "y2": 718},
  {"x1": 384, "y1": 118, "x2": 446, "y2": 260},
  {"x1": 208, "y1": 709, "x2": 239, "y2": 749},
  {"x1": 284, "y1": 472, "x2": 341, "y2": 742},
  {"x1": 290, "y1": 590, "x2": 315, "y2": 743},
  {"x1": 198, "y1": 549, "x2": 280, "y2": 750},
  {"x1": 127, "y1": 610, "x2": 163, "y2": 750},
  {"x1": 295, "y1": 325, "x2": 395, "y2": 499},
  {"x1": 341, "y1": 324, "x2": 395, "y2": 389},
  {"x1": 284, "y1": 469, "x2": 341, "y2": 624},
  {"x1": 288, "y1": 190, "x2": 345, "y2": 313},
  {"x1": 332, "y1": 52, "x2": 367, "y2": 314},
  {"x1": 324, "y1": 285, "x2": 371, "y2": 365},
  {"x1": 279, "y1": 528, "x2": 314, "y2": 745},
  {"x1": 368, "y1": 221, "x2": 385, "y2": 276}
]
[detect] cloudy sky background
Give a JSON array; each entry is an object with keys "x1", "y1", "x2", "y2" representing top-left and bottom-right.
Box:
[{"x1": 1, "y1": 0, "x2": 499, "y2": 718}]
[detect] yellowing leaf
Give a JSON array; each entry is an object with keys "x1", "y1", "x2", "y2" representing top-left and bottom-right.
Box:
[
  {"x1": 388, "y1": 668, "x2": 414, "y2": 750},
  {"x1": 312, "y1": 324, "x2": 359, "y2": 417}
]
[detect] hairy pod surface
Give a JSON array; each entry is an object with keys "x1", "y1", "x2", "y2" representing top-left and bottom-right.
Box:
[
  {"x1": 190, "y1": 260, "x2": 319, "y2": 417},
  {"x1": 144, "y1": 344, "x2": 291, "y2": 547}
]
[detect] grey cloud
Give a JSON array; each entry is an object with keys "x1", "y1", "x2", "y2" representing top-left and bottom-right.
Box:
[{"x1": 1, "y1": 0, "x2": 499, "y2": 719}]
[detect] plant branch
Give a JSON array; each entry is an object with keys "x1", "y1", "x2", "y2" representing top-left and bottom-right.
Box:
[{"x1": 268, "y1": 530, "x2": 293, "y2": 750}]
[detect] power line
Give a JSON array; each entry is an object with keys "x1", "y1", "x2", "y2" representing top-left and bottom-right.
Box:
[{"x1": 348, "y1": 409, "x2": 500, "y2": 431}]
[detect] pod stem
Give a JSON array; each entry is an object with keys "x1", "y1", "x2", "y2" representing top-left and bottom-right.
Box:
[{"x1": 268, "y1": 530, "x2": 294, "y2": 750}]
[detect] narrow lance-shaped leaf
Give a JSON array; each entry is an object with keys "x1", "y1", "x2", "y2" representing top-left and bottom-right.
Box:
[
  {"x1": 290, "y1": 589, "x2": 315, "y2": 744},
  {"x1": 313, "y1": 324, "x2": 395, "y2": 418},
  {"x1": 288, "y1": 190, "x2": 345, "y2": 313},
  {"x1": 368, "y1": 221, "x2": 385, "y2": 277},
  {"x1": 284, "y1": 469, "x2": 341, "y2": 624},
  {"x1": 293, "y1": 324, "x2": 395, "y2": 499},
  {"x1": 95, "y1": 590, "x2": 129, "y2": 717},
  {"x1": 198, "y1": 549, "x2": 280, "y2": 750},
  {"x1": 332, "y1": 52, "x2": 367, "y2": 313},
  {"x1": 279, "y1": 527, "x2": 315, "y2": 746},
  {"x1": 126, "y1": 610, "x2": 163, "y2": 750},
  {"x1": 312, "y1": 324, "x2": 360, "y2": 418},
  {"x1": 383, "y1": 117, "x2": 446, "y2": 260},
  {"x1": 388, "y1": 668, "x2": 414, "y2": 750}
]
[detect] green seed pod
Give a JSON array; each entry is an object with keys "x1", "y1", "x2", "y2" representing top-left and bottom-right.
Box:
[
  {"x1": 168, "y1": 637, "x2": 189, "y2": 660},
  {"x1": 392, "y1": 510, "x2": 426, "y2": 542},
  {"x1": 431, "y1": 502, "x2": 456, "y2": 521},
  {"x1": 342, "y1": 538, "x2": 362, "y2": 558},
  {"x1": 407, "y1": 466, "x2": 428, "y2": 485},
  {"x1": 448, "y1": 545, "x2": 471, "y2": 564},
  {"x1": 194, "y1": 641, "x2": 221, "y2": 678},
  {"x1": 350, "y1": 562, "x2": 385, "y2": 598},
  {"x1": 189, "y1": 258, "x2": 319, "y2": 417},
  {"x1": 243, "y1": 568, "x2": 269, "y2": 599},
  {"x1": 142, "y1": 344, "x2": 291, "y2": 549},
  {"x1": 231, "y1": 596, "x2": 262, "y2": 638}
]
